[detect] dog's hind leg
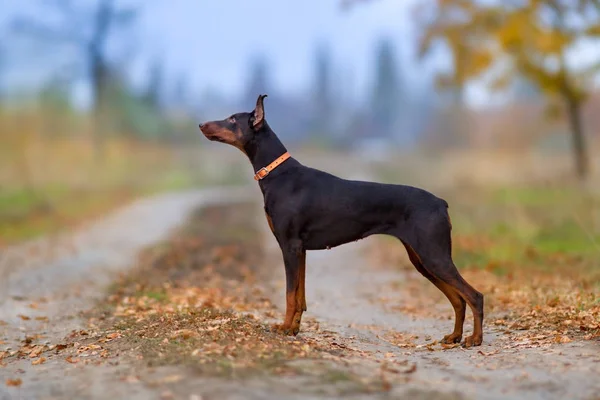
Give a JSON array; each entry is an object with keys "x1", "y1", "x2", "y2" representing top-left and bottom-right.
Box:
[
  {"x1": 397, "y1": 210, "x2": 484, "y2": 347},
  {"x1": 398, "y1": 238, "x2": 466, "y2": 344},
  {"x1": 426, "y1": 254, "x2": 483, "y2": 348}
]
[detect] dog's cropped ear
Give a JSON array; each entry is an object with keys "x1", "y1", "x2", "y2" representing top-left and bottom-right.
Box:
[{"x1": 252, "y1": 94, "x2": 268, "y2": 130}]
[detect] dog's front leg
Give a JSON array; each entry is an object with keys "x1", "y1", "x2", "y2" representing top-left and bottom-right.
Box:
[{"x1": 272, "y1": 240, "x2": 304, "y2": 336}]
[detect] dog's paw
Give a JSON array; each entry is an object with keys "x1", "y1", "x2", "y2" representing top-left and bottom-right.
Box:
[
  {"x1": 270, "y1": 323, "x2": 294, "y2": 336},
  {"x1": 461, "y1": 334, "x2": 483, "y2": 348},
  {"x1": 441, "y1": 333, "x2": 462, "y2": 344}
]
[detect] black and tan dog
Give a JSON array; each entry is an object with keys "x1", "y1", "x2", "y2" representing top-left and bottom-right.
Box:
[{"x1": 199, "y1": 95, "x2": 484, "y2": 347}]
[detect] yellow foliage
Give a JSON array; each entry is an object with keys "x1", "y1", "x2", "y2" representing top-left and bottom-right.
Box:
[{"x1": 416, "y1": 0, "x2": 600, "y2": 101}]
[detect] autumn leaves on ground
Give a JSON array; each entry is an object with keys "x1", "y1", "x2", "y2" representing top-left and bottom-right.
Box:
[
  {"x1": 1, "y1": 156, "x2": 600, "y2": 398},
  {"x1": 88, "y1": 204, "x2": 333, "y2": 375},
  {"x1": 1, "y1": 202, "x2": 396, "y2": 396}
]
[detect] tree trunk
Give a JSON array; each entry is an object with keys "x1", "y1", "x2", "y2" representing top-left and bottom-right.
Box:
[
  {"x1": 90, "y1": 50, "x2": 109, "y2": 164},
  {"x1": 565, "y1": 96, "x2": 589, "y2": 180},
  {"x1": 89, "y1": 0, "x2": 114, "y2": 164}
]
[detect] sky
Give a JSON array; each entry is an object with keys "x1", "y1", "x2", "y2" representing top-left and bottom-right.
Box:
[
  {"x1": 135, "y1": 0, "x2": 426, "y2": 99},
  {"x1": 2, "y1": 0, "x2": 461, "y2": 106},
  {"x1": 5, "y1": 0, "x2": 596, "y2": 109}
]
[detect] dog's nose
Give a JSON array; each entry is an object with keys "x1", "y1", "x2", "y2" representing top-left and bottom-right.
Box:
[{"x1": 199, "y1": 123, "x2": 204, "y2": 129}]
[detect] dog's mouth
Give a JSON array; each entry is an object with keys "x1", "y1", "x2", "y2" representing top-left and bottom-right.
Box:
[
  {"x1": 201, "y1": 131, "x2": 228, "y2": 144},
  {"x1": 200, "y1": 124, "x2": 235, "y2": 145},
  {"x1": 207, "y1": 135, "x2": 226, "y2": 143}
]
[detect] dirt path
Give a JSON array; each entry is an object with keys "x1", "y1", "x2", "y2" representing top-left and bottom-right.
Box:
[
  {"x1": 0, "y1": 187, "x2": 256, "y2": 400},
  {"x1": 1, "y1": 164, "x2": 599, "y2": 400},
  {"x1": 262, "y1": 232, "x2": 600, "y2": 400}
]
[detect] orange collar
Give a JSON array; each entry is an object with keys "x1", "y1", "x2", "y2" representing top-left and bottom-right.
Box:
[{"x1": 253, "y1": 152, "x2": 291, "y2": 181}]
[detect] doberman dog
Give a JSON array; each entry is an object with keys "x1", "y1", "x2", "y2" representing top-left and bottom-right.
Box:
[{"x1": 199, "y1": 94, "x2": 484, "y2": 347}]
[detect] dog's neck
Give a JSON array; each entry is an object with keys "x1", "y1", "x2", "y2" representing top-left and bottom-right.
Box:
[{"x1": 244, "y1": 123, "x2": 289, "y2": 174}]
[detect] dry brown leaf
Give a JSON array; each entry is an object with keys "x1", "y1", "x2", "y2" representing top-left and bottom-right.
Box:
[
  {"x1": 28, "y1": 345, "x2": 45, "y2": 358},
  {"x1": 160, "y1": 375, "x2": 183, "y2": 384},
  {"x1": 441, "y1": 343, "x2": 460, "y2": 350},
  {"x1": 478, "y1": 350, "x2": 499, "y2": 356},
  {"x1": 403, "y1": 363, "x2": 417, "y2": 374},
  {"x1": 5, "y1": 378, "x2": 22, "y2": 387},
  {"x1": 17, "y1": 315, "x2": 31, "y2": 321},
  {"x1": 169, "y1": 329, "x2": 198, "y2": 340},
  {"x1": 54, "y1": 344, "x2": 68, "y2": 352},
  {"x1": 31, "y1": 357, "x2": 46, "y2": 365},
  {"x1": 123, "y1": 375, "x2": 140, "y2": 384},
  {"x1": 556, "y1": 335, "x2": 572, "y2": 344},
  {"x1": 106, "y1": 332, "x2": 121, "y2": 340},
  {"x1": 65, "y1": 356, "x2": 79, "y2": 364}
]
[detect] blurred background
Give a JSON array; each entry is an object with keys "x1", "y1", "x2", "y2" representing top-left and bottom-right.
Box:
[{"x1": 0, "y1": 0, "x2": 599, "y2": 251}]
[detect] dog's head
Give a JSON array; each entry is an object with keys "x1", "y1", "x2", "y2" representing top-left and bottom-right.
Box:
[{"x1": 199, "y1": 94, "x2": 268, "y2": 152}]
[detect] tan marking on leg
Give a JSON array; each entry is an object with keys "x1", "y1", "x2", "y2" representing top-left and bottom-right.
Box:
[{"x1": 265, "y1": 212, "x2": 275, "y2": 234}]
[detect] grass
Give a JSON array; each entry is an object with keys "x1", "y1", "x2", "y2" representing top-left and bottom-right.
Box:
[
  {"x1": 445, "y1": 184, "x2": 600, "y2": 277},
  {"x1": 0, "y1": 131, "x2": 247, "y2": 246},
  {"x1": 0, "y1": 186, "x2": 134, "y2": 243}
]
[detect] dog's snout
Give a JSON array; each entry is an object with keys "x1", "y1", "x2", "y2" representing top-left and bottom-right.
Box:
[{"x1": 199, "y1": 123, "x2": 205, "y2": 130}]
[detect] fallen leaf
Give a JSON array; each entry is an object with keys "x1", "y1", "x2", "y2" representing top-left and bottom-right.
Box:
[
  {"x1": 478, "y1": 350, "x2": 499, "y2": 356},
  {"x1": 556, "y1": 335, "x2": 572, "y2": 344},
  {"x1": 160, "y1": 375, "x2": 183, "y2": 384},
  {"x1": 124, "y1": 375, "x2": 139, "y2": 384},
  {"x1": 17, "y1": 315, "x2": 31, "y2": 321},
  {"x1": 28, "y1": 345, "x2": 46, "y2": 358},
  {"x1": 54, "y1": 344, "x2": 68, "y2": 352},
  {"x1": 31, "y1": 357, "x2": 46, "y2": 365},
  {"x1": 5, "y1": 378, "x2": 22, "y2": 387},
  {"x1": 106, "y1": 333, "x2": 121, "y2": 340},
  {"x1": 65, "y1": 356, "x2": 79, "y2": 364},
  {"x1": 403, "y1": 364, "x2": 417, "y2": 374},
  {"x1": 169, "y1": 329, "x2": 198, "y2": 340},
  {"x1": 441, "y1": 343, "x2": 460, "y2": 350}
]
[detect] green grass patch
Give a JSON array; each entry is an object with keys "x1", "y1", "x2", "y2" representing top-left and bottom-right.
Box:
[{"x1": 444, "y1": 184, "x2": 600, "y2": 276}]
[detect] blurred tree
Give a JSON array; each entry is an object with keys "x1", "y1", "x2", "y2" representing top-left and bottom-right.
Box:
[
  {"x1": 371, "y1": 37, "x2": 402, "y2": 140},
  {"x1": 143, "y1": 58, "x2": 164, "y2": 110},
  {"x1": 38, "y1": 75, "x2": 74, "y2": 137},
  {"x1": 244, "y1": 55, "x2": 270, "y2": 106},
  {"x1": 171, "y1": 74, "x2": 188, "y2": 110},
  {"x1": 0, "y1": 44, "x2": 4, "y2": 101},
  {"x1": 415, "y1": 0, "x2": 600, "y2": 180},
  {"x1": 311, "y1": 42, "x2": 334, "y2": 137},
  {"x1": 13, "y1": 0, "x2": 141, "y2": 161},
  {"x1": 106, "y1": 70, "x2": 166, "y2": 140}
]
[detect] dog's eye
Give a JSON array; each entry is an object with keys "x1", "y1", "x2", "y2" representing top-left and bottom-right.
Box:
[{"x1": 228, "y1": 117, "x2": 236, "y2": 124}]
